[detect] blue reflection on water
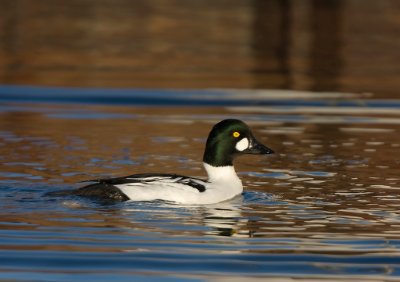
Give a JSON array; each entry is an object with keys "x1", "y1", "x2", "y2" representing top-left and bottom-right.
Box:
[
  {"x1": 2, "y1": 84, "x2": 400, "y2": 107},
  {"x1": 1, "y1": 84, "x2": 400, "y2": 281}
]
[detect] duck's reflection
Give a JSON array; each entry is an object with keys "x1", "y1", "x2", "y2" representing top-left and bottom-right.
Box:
[
  {"x1": 118, "y1": 195, "x2": 250, "y2": 238},
  {"x1": 197, "y1": 196, "x2": 249, "y2": 237}
]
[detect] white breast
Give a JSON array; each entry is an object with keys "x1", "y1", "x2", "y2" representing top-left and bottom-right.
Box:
[{"x1": 116, "y1": 163, "x2": 243, "y2": 205}]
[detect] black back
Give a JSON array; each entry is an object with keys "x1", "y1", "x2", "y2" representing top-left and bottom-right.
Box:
[{"x1": 85, "y1": 173, "x2": 207, "y2": 193}]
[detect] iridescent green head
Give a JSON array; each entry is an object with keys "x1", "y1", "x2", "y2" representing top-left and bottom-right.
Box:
[{"x1": 203, "y1": 119, "x2": 274, "y2": 167}]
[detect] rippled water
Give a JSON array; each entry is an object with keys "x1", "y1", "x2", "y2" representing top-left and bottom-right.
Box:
[{"x1": 1, "y1": 87, "x2": 400, "y2": 281}]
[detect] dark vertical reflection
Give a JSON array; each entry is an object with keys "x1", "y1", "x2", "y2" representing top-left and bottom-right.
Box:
[
  {"x1": 1, "y1": 0, "x2": 21, "y2": 83},
  {"x1": 252, "y1": 0, "x2": 291, "y2": 89},
  {"x1": 310, "y1": 0, "x2": 343, "y2": 91}
]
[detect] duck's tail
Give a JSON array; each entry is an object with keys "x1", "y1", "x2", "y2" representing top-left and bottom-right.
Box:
[{"x1": 44, "y1": 183, "x2": 129, "y2": 202}]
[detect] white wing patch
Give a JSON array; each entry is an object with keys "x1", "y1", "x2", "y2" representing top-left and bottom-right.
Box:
[
  {"x1": 119, "y1": 175, "x2": 207, "y2": 193},
  {"x1": 235, "y1": 137, "x2": 249, "y2": 151},
  {"x1": 116, "y1": 176, "x2": 208, "y2": 203}
]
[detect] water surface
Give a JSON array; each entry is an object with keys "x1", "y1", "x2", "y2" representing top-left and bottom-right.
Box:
[{"x1": 1, "y1": 88, "x2": 400, "y2": 281}]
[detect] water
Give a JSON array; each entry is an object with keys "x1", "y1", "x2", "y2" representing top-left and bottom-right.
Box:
[
  {"x1": 2, "y1": 1, "x2": 400, "y2": 97},
  {"x1": 1, "y1": 87, "x2": 400, "y2": 281}
]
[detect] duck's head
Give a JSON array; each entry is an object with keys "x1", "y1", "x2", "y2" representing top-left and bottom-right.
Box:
[{"x1": 203, "y1": 119, "x2": 274, "y2": 167}]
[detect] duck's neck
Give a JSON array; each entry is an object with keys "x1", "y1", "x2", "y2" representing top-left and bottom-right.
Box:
[{"x1": 203, "y1": 162, "x2": 241, "y2": 183}]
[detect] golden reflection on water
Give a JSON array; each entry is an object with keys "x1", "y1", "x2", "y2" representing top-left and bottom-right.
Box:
[
  {"x1": 1, "y1": 102, "x2": 400, "y2": 248},
  {"x1": 1, "y1": 1, "x2": 400, "y2": 97}
]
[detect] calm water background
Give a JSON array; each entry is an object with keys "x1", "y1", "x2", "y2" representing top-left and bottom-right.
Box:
[
  {"x1": 1, "y1": 0, "x2": 400, "y2": 281},
  {"x1": 1, "y1": 88, "x2": 400, "y2": 281},
  {"x1": 1, "y1": 0, "x2": 400, "y2": 97}
]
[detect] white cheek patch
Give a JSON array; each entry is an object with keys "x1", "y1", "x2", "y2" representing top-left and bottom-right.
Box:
[{"x1": 235, "y1": 138, "x2": 249, "y2": 151}]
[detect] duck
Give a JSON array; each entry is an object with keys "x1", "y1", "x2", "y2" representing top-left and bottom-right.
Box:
[{"x1": 50, "y1": 119, "x2": 274, "y2": 204}]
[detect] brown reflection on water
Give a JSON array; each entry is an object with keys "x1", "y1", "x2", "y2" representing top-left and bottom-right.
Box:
[
  {"x1": 309, "y1": 0, "x2": 343, "y2": 92},
  {"x1": 1, "y1": 103, "x2": 400, "y2": 244},
  {"x1": 241, "y1": 120, "x2": 400, "y2": 239},
  {"x1": 0, "y1": 1, "x2": 400, "y2": 96},
  {"x1": 0, "y1": 106, "x2": 224, "y2": 183}
]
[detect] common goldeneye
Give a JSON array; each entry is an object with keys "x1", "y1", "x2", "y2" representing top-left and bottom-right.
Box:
[{"x1": 52, "y1": 119, "x2": 274, "y2": 204}]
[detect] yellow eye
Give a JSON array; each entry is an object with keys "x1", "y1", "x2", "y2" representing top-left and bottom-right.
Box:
[{"x1": 232, "y1": 131, "x2": 240, "y2": 138}]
